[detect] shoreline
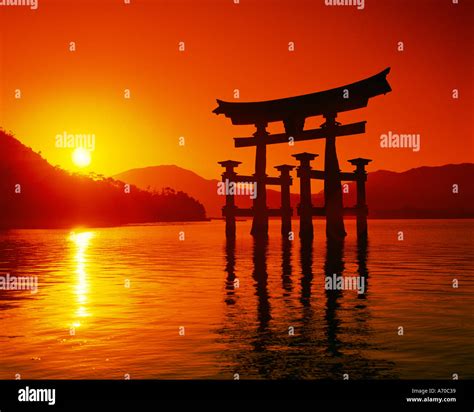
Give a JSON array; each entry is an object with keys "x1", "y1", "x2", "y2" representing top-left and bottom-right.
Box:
[{"x1": 0, "y1": 217, "x2": 473, "y2": 231}]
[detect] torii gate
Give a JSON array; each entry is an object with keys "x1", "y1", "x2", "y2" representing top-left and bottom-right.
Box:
[{"x1": 214, "y1": 68, "x2": 392, "y2": 240}]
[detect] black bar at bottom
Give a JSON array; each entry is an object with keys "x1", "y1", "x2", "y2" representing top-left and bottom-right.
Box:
[{"x1": 0, "y1": 380, "x2": 471, "y2": 408}]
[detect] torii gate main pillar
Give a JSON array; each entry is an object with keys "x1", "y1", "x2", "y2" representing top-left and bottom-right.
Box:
[
  {"x1": 323, "y1": 113, "x2": 347, "y2": 242},
  {"x1": 250, "y1": 123, "x2": 269, "y2": 237}
]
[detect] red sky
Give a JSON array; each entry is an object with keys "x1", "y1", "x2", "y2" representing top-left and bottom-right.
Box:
[{"x1": 0, "y1": 0, "x2": 472, "y2": 179}]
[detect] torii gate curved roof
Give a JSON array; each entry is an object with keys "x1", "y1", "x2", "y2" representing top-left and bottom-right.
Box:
[{"x1": 213, "y1": 67, "x2": 391, "y2": 126}]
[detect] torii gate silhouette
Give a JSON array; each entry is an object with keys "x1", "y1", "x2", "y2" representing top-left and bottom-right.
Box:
[{"x1": 214, "y1": 68, "x2": 392, "y2": 241}]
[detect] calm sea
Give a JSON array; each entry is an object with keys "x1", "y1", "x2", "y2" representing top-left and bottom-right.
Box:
[{"x1": 0, "y1": 219, "x2": 472, "y2": 379}]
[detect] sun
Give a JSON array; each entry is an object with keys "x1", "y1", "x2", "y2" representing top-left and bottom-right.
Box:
[{"x1": 72, "y1": 148, "x2": 92, "y2": 168}]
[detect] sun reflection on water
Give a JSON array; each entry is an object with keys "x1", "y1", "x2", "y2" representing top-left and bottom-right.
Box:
[{"x1": 69, "y1": 231, "x2": 94, "y2": 329}]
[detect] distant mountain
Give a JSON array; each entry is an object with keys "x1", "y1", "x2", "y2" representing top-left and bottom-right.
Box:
[
  {"x1": 0, "y1": 131, "x2": 206, "y2": 228},
  {"x1": 347, "y1": 164, "x2": 474, "y2": 218},
  {"x1": 115, "y1": 164, "x2": 474, "y2": 219},
  {"x1": 115, "y1": 165, "x2": 223, "y2": 216},
  {"x1": 114, "y1": 165, "x2": 292, "y2": 218}
]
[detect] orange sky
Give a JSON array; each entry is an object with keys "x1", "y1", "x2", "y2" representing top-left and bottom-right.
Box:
[{"x1": 0, "y1": 0, "x2": 472, "y2": 180}]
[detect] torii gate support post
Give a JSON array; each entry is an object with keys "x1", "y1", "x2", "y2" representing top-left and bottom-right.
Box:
[
  {"x1": 292, "y1": 153, "x2": 318, "y2": 239},
  {"x1": 274, "y1": 165, "x2": 295, "y2": 238},
  {"x1": 218, "y1": 160, "x2": 241, "y2": 238},
  {"x1": 323, "y1": 113, "x2": 347, "y2": 242},
  {"x1": 348, "y1": 158, "x2": 372, "y2": 239},
  {"x1": 251, "y1": 123, "x2": 269, "y2": 237}
]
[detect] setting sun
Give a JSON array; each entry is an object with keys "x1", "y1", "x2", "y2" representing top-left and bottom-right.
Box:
[{"x1": 72, "y1": 148, "x2": 92, "y2": 168}]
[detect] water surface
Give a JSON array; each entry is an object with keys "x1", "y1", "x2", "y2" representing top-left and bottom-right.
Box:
[{"x1": 0, "y1": 219, "x2": 472, "y2": 379}]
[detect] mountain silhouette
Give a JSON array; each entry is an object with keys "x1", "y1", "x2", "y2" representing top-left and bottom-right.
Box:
[
  {"x1": 114, "y1": 165, "x2": 294, "y2": 218},
  {"x1": 0, "y1": 131, "x2": 206, "y2": 228},
  {"x1": 345, "y1": 164, "x2": 474, "y2": 218},
  {"x1": 115, "y1": 164, "x2": 474, "y2": 219}
]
